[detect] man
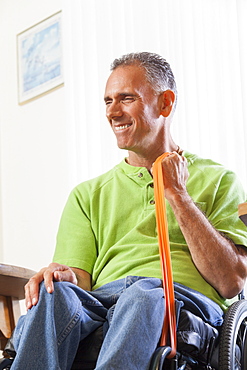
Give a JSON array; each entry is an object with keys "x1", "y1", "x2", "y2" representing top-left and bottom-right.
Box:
[{"x1": 12, "y1": 52, "x2": 247, "y2": 369}]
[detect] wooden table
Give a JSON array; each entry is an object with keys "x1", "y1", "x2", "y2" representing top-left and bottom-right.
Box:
[{"x1": 0, "y1": 264, "x2": 36, "y2": 350}]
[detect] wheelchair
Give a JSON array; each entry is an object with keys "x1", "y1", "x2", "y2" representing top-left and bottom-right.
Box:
[
  {"x1": 150, "y1": 297, "x2": 247, "y2": 370},
  {"x1": 1, "y1": 295, "x2": 247, "y2": 370}
]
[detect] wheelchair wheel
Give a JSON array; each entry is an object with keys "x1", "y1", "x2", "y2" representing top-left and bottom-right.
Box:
[{"x1": 219, "y1": 299, "x2": 247, "y2": 370}]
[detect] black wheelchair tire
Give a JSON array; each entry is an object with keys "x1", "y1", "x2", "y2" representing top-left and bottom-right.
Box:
[{"x1": 219, "y1": 299, "x2": 247, "y2": 370}]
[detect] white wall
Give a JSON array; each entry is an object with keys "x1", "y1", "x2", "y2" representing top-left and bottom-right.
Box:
[
  {"x1": 0, "y1": 0, "x2": 71, "y2": 271},
  {"x1": 63, "y1": 0, "x2": 247, "y2": 189}
]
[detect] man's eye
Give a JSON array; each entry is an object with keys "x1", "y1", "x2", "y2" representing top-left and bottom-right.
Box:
[
  {"x1": 105, "y1": 100, "x2": 112, "y2": 106},
  {"x1": 122, "y1": 97, "x2": 135, "y2": 104}
]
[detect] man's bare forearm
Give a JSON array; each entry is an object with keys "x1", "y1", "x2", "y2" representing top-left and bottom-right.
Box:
[
  {"x1": 72, "y1": 267, "x2": 92, "y2": 291},
  {"x1": 168, "y1": 191, "x2": 247, "y2": 299}
]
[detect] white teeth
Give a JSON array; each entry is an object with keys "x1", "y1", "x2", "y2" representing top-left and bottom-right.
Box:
[{"x1": 115, "y1": 124, "x2": 131, "y2": 131}]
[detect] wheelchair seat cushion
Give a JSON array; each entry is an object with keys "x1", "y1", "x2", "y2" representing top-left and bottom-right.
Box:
[
  {"x1": 71, "y1": 326, "x2": 103, "y2": 370},
  {"x1": 177, "y1": 309, "x2": 219, "y2": 364}
]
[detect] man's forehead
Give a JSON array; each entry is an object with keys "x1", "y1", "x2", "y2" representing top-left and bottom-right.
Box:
[
  {"x1": 105, "y1": 65, "x2": 148, "y2": 95},
  {"x1": 110, "y1": 64, "x2": 147, "y2": 82}
]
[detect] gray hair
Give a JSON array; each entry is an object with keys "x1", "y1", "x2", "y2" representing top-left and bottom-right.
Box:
[{"x1": 110, "y1": 52, "x2": 177, "y2": 99}]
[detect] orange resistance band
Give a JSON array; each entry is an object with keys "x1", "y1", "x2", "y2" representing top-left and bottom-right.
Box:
[{"x1": 152, "y1": 152, "x2": 177, "y2": 359}]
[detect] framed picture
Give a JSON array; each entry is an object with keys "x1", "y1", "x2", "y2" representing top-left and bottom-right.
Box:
[{"x1": 17, "y1": 11, "x2": 63, "y2": 104}]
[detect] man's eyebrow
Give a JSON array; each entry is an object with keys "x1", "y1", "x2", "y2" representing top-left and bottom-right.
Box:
[
  {"x1": 104, "y1": 96, "x2": 111, "y2": 102},
  {"x1": 104, "y1": 93, "x2": 138, "y2": 102}
]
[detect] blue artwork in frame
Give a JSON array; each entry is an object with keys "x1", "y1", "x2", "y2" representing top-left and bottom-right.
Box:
[{"x1": 17, "y1": 11, "x2": 63, "y2": 104}]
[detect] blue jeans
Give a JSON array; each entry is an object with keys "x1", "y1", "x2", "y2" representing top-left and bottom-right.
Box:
[{"x1": 12, "y1": 276, "x2": 165, "y2": 370}]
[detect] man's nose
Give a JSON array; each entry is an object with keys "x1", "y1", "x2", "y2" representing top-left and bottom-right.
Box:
[{"x1": 106, "y1": 102, "x2": 123, "y2": 120}]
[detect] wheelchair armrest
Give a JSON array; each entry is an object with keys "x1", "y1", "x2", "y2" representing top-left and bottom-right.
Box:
[
  {"x1": 0, "y1": 264, "x2": 36, "y2": 350},
  {"x1": 238, "y1": 202, "x2": 247, "y2": 226},
  {"x1": 0, "y1": 264, "x2": 36, "y2": 299}
]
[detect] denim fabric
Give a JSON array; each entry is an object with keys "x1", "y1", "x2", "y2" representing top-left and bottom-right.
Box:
[
  {"x1": 11, "y1": 277, "x2": 224, "y2": 370},
  {"x1": 174, "y1": 282, "x2": 224, "y2": 327},
  {"x1": 12, "y1": 281, "x2": 106, "y2": 370},
  {"x1": 12, "y1": 277, "x2": 164, "y2": 370}
]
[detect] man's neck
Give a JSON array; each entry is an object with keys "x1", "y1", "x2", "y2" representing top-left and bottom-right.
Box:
[{"x1": 126, "y1": 144, "x2": 180, "y2": 171}]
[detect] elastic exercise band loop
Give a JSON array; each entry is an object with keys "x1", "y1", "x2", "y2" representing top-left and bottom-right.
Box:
[{"x1": 153, "y1": 152, "x2": 177, "y2": 359}]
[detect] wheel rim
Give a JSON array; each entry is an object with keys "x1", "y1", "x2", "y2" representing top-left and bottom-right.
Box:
[{"x1": 219, "y1": 300, "x2": 247, "y2": 370}]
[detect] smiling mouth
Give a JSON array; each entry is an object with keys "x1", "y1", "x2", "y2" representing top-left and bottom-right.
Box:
[{"x1": 115, "y1": 124, "x2": 132, "y2": 131}]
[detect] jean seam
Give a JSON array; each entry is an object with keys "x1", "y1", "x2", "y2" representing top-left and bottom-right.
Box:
[
  {"x1": 80, "y1": 299, "x2": 104, "y2": 306},
  {"x1": 57, "y1": 304, "x2": 81, "y2": 346}
]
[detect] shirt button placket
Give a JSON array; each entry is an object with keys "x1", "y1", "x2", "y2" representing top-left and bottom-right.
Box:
[{"x1": 148, "y1": 183, "x2": 155, "y2": 206}]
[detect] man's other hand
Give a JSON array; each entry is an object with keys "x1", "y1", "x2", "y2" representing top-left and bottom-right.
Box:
[{"x1": 24, "y1": 263, "x2": 77, "y2": 309}]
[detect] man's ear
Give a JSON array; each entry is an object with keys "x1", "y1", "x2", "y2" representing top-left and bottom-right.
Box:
[{"x1": 160, "y1": 90, "x2": 176, "y2": 117}]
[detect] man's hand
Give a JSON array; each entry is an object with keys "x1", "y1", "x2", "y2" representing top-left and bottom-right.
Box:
[
  {"x1": 161, "y1": 151, "x2": 189, "y2": 200},
  {"x1": 25, "y1": 263, "x2": 77, "y2": 310}
]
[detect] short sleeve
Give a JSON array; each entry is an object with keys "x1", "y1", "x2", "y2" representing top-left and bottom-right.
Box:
[
  {"x1": 208, "y1": 171, "x2": 247, "y2": 248},
  {"x1": 53, "y1": 188, "x2": 97, "y2": 274}
]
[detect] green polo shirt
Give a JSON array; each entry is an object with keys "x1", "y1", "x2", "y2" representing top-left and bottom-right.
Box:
[{"x1": 53, "y1": 151, "x2": 247, "y2": 310}]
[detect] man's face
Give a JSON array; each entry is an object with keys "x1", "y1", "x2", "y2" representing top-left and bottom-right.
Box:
[{"x1": 104, "y1": 65, "x2": 164, "y2": 154}]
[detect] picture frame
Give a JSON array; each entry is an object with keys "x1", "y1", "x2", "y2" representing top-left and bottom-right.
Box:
[{"x1": 17, "y1": 11, "x2": 63, "y2": 104}]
